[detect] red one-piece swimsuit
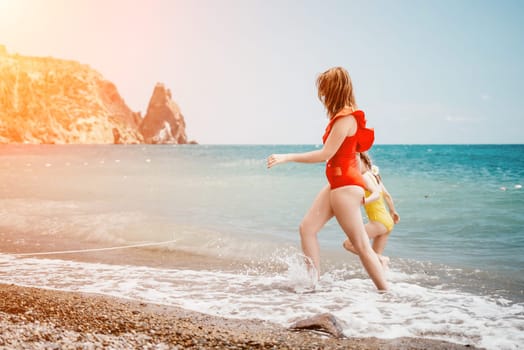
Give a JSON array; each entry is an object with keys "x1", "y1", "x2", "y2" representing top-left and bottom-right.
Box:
[{"x1": 322, "y1": 108, "x2": 374, "y2": 190}]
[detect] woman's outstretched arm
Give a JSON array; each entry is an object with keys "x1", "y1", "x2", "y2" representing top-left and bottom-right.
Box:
[{"x1": 267, "y1": 116, "x2": 356, "y2": 168}]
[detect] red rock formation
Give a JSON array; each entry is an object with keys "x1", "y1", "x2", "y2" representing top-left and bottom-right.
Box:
[
  {"x1": 0, "y1": 46, "x2": 195, "y2": 145},
  {"x1": 0, "y1": 52, "x2": 144, "y2": 143},
  {"x1": 0, "y1": 47, "x2": 143, "y2": 144},
  {"x1": 140, "y1": 83, "x2": 188, "y2": 144}
]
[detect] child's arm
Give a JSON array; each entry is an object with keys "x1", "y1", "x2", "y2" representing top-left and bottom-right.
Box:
[
  {"x1": 363, "y1": 172, "x2": 380, "y2": 205},
  {"x1": 381, "y1": 183, "x2": 400, "y2": 224}
]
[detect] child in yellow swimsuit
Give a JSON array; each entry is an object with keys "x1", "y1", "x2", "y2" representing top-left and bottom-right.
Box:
[{"x1": 343, "y1": 152, "x2": 400, "y2": 269}]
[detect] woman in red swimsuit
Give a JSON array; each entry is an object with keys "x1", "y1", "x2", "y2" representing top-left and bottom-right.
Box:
[{"x1": 267, "y1": 67, "x2": 388, "y2": 291}]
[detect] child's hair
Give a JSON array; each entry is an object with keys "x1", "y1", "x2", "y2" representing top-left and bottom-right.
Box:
[
  {"x1": 359, "y1": 152, "x2": 382, "y2": 184},
  {"x1": 359, "y1": 152, "x2": 372, "y2": 170},
  {"x1": 316, "y1": 67, "x2": 356, "y2": 117}
]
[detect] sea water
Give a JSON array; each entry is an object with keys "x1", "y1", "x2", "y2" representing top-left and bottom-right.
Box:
[{"x1": 0, "y1": 144, "x2": 523, "y2": 349}]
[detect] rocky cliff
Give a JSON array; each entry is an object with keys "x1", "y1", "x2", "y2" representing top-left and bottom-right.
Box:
[
  {"x1": 0, "y1": 46, "x2": 194, "y2": 144},
  {"x1": 140, "y1": 83, "x2": 188, "y2": 144}
]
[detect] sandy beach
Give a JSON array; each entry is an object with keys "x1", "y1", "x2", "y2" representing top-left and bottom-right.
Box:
[{"x1": 0, "y1": 283, "x2": 480, "y2": 350}]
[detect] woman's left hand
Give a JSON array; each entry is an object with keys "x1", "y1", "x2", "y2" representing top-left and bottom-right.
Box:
[{"x1": 267, "y1": 154, "x2": 287, "y2": 168}]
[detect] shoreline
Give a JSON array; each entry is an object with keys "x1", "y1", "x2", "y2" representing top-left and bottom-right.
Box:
[{"x1": 0, "y1": 283, "x2": 480, "y2": 349}]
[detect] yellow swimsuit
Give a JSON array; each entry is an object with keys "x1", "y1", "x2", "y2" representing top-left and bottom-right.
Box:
[{"x1": 363, "y1": 176, "x2": 394, "y2": 232}]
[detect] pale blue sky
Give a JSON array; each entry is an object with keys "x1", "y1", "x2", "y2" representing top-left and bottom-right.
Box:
[{"x1": 1, "y1": 0, "x2": 523, "y2": 144}]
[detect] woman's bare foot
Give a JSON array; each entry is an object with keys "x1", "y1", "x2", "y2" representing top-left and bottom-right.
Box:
[{"x1": 342, "y1": 239, "x2": 358, "y2": 255}]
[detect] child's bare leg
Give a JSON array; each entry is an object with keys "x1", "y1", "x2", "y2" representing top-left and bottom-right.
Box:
[
  {"x1": 364, "y1": 222, "x2": 391, "y2": 270},
  {"x1": 342, "y1": 239, "x2": 358, "y2": 255},
  {"x1": 344, "y1": 221, "x2": 387, "y2": 255},
  {"x1": 372, "y1": 231, "x2": 390, "y2": 255},
  {"x1": 377, "y1": 254, "x2": 390, "y2": 270}
]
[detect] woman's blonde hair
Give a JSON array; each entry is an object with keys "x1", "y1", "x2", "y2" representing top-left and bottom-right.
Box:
[{"x1": 316, "y1": 66, "x2": 356, "y2": 118}]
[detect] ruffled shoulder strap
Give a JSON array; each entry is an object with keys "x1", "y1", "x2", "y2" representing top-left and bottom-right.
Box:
[
  {"x1": 322, "y1": 108, "x2": 354, "y2": 143},
  {"x1": 351, "y1": 110, "x2": 365, "y2": 127},
  {"x1": 322, "y1": 108, "x2": 373, "y2": 148},
  {"x1": 353, "y1": 110, "x2": 374, "y2": 152}
]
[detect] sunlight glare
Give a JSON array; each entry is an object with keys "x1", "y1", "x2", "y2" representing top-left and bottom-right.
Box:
[
  {"x1": 0, "y1": 0, "x2": 11, "y2": 10},
  {"x1": 0, "y1": 0, "x2": 14, "y2": 19},
  {"x1": 0, "y1": 0, "x2": 25, "y2": 31}
]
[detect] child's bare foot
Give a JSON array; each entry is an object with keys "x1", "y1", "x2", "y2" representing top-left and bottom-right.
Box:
[
  {"x1": 342, "y1": 239, "x2": 358, "y2": 255},
  {"x1": 378, "y1": 255, "x2": 390, "y2": 270}
]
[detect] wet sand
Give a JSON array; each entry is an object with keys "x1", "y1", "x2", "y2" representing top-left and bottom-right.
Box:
[
  {"x1": 0, "y1": 229, "x2": 254, "y2": 272},
  {"x1": 0, "y1": 283, "x2": 481, "y2": 349}
]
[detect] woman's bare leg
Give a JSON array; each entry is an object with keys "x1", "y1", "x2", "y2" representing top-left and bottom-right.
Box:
[
  {"x1": 299, "y1": 184, "x2": 334, "y2": 276},
  {"x1": 330, "y1": 186, "x2": 388, "y2": 291}
]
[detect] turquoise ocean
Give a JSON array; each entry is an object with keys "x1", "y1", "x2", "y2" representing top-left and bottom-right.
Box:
[{"x1": 0, "y1": 144, "x2": 523, "y2": 349}]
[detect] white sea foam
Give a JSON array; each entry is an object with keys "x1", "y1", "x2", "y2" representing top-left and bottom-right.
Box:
[{"x1": 0, "y1": 254, "x2": 522, "y2": 349}]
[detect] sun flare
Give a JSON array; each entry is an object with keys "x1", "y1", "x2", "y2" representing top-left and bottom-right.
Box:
[
  {"x1": 0, "y1": 0, "x2": 16, "y2": 20},
  {"x1": 0, "y1": 0, "x2": 12, "y2": 10}
]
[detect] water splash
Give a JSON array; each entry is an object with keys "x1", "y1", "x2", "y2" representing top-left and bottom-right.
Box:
[{"x1": 0, "y1": 254, "x2": 523, "y2": 349}]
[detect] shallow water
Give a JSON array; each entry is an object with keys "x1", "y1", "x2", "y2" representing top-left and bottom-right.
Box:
[{"x1": 0, "y1": 144, "x2": 523, "y2": 349}]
